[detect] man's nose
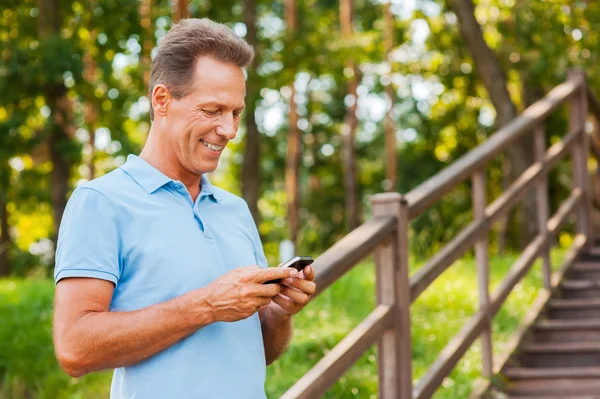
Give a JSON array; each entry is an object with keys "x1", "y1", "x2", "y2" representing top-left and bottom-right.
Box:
[{"x1": 215, "y1": 113, "x2": 237, "y2": 140}]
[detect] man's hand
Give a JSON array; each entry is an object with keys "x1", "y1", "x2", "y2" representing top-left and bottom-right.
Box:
[
  {"x1": 200, "y1": 265, "x2": 299, "y2": 323},
  {"x1": 267, "y1": 265, "x2": 316, "y2": 317}
]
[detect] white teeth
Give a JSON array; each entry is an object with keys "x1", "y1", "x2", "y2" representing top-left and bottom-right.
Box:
[{"x1": 200, "y1": 139, "x2": 223, "y2": 152}]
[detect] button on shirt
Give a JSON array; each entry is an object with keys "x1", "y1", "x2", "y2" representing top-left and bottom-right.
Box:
[{"x1": 54, "y1": 155, "x2": 268, "y2": 399}]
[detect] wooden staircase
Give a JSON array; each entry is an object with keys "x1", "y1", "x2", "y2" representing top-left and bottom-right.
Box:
[{"x1": 496, "y1": 251, "x2": 600, "y2": 397}]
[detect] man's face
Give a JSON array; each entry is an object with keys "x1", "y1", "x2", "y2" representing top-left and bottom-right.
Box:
[{"x1": 159, "y1": 56, "x2": 246, "y2": 177}]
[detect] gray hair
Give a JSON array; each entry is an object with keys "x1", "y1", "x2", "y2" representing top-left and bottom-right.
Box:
[{"x1": 148, "y1": 18, "x2": 254, "y2": 120}]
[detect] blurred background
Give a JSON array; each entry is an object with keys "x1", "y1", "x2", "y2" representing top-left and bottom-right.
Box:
[{"x1": 1, "y1": 0, "x2": 600, "y2": 398}]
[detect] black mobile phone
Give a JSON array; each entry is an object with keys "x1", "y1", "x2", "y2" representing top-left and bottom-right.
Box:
[{"x1": 264, "y1": 256, "x2": 314, "y2": 284}]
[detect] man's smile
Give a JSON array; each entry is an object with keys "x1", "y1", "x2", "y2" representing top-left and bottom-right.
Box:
[{"x1": 199, "y1": 139, "x2": 224, "y2": 152}]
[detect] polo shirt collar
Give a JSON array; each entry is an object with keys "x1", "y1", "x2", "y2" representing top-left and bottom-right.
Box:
[
  {"x1": 120, "y1": 155, "x2": 224, "y2": 202},
  {"x1": 121, "y1": 155, "x2": 172, "y2": 194},
  {"x1": 200, "y1": 174, "x2": 224, "y2": 203}
]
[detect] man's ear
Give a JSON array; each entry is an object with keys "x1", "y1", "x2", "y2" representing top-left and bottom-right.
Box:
[{"x1": 152, "y1": 84, "x2": 171, "y2": 118}]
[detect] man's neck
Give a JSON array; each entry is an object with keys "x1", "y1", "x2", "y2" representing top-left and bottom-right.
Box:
[{"x1": 140, "y1": 131, "x2": 202, "y2": 201}]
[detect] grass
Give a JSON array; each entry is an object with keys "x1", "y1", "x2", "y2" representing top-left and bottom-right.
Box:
[{"x1": 0, "y1": 248, "x2": 567, "y2": 398}]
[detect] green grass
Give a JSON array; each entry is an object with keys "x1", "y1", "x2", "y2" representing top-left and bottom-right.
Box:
[{"x1": 0, "y1": 248, "x2": 567, "y2": 398}]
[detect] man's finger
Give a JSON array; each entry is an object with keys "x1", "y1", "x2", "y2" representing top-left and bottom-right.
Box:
[
  {"x1": 272, "y1": 293, "x2": 296, "y2": 313},
  {"x1": 302, "y1": 265, "x2": 315, "y2": 282},
  {"x1": 254, "y1": 282, "x2": 282, "y2": 298},
  {"x1": 253, "y1": 266, "x2": 298, "y2": 283},
  {"x1": 279, "y1": 287, "x2": 309, "y2": 305},
  {"x1": 281, "y1": 277, "x2": 316, "y2": 296}
]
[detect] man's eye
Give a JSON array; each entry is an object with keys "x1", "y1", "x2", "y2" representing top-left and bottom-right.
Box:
[{"x1": 203, "y1": 110, "x2": 219, "y2": 116}]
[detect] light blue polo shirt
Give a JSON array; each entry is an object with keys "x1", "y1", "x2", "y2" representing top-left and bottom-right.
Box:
[{"x1": 54, "y1": 154, "x2": 269, "y2": 399}]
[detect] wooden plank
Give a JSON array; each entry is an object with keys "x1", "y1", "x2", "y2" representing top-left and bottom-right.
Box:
[
  {"x1": 490, "y1": 235, "x2": 546, "y2": 315},
  {"x1": 372, "y1": 193, "x2": 412, "y2": 399},
  {"x1": 547, "y1": 188, "x2": 582, "y2": 235},
  {"x1": 406, "y1": 78, "x2": 582, "y2": 219},
  {"x1": 472, "y1": 170, "x2": 492, "y2": 377},
  {"x1": 413, "y1": 308, "x2": 487, "y2": 399},
  {"x1": 313, "y1": 215, "x2": 396, "y2": 298},
  {"x1": 535, "y1": 124, "x2": 552, "y2": 289},
  {"x1": 504, "y1": 366, "x2": 600, "y2": 379},
  {"x1": 568, "y1": 70, "x2": 591, "y2": 249},
  {"x1": 280, "y1": 305, "x2": 393, "y2": 399}
]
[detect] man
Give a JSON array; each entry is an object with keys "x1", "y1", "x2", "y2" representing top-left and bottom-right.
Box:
[{"x1": 53, "y1": 18, "x2": 316, "y2": 398}]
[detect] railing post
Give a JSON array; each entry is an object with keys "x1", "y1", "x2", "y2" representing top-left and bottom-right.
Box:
[
  {"x1": 568, "y1": 69, "x2": 592, "y2": 249},
  {"x1": 471, "y1": 170, "x2": 492, "y2": 378},
  {"x1": 534, "y1": 124, "x2": 552, "y2": 289},
  {"x1": 371, "y1": 193, "x2": 412, "y2": 399}
]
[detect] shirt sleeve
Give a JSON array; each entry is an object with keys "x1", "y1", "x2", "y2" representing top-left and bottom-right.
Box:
[{"x1": 54, "y1": 187, "x2": 121, "y2": 285}]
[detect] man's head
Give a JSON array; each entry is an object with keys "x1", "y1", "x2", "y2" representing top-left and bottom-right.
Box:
[{"x1": 147, "y1": 18, "x2": 254, "y2": 177}]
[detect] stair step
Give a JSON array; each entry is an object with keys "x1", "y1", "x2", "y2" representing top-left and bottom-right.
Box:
[
  {"x1": 506, "y1": 378, "x2": 600, "y2": 396},
  {"x1": 504, "y1": 366, "x2": 600, "y2": 379},
  {"x1": 534, "y1": 319, "x2": 600, "y2": 342},
  {"x1": 548, "y1": 298, "x2": 600, "y2": 319},
  {"x1": 536, "y1": 319, "x2": 600, "y2": 330},
  {"x1": 560, "y1": 279, "x2": 600, "y2": 299},
  {"x1": 569, "y1": 262, "x2": 600, "y2": 280},
  {"x1": 519, "y1": 342, "x2": 600, "y2": 367}
]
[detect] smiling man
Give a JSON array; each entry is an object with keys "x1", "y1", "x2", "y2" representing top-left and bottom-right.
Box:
[{"x1": 52, "y1": 19, "x2": 316, "y2": 399}]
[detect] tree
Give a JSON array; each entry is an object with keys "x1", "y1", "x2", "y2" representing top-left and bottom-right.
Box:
[
  {"x1": 383, "y1": 1, "x2": 396, "y2": 191},
  {"x1": 340, "y1": 0, "x2": 360, "y2": 230},
  {"x1": 38, "y1": 0, "x2": 79, "y2": 250},
  {"x1": 284, "y1": 0, "x2": 302, "y2": 246},
  {"x1": 449, "y1": 0, "x2": 536, "y2": 249},
  {"x1": 172, "y1": 0, "x2": 189, "y2": 23},
  {"x1": 241, "y1": 0, "x2": 261, "y2": 223}
]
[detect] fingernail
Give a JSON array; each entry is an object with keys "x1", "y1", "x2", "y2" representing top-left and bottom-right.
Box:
[
  {"x1": 284, "y1": 278, "x2": 294, "y2": 285},
  {"x1": 290, "y1": 269, "x2": 298, "y2": 276}
]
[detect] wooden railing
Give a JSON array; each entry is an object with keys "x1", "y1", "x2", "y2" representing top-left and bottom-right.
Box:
[{"x1": 281, "y1": 68, "x2": 600, "y2": 399}]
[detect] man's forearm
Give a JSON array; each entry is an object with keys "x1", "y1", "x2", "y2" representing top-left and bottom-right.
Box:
[
  {"x1": 55, "y1": 289, "x2": 212, "y2": 377},
  {"x1": 260, "y1": 307, "x2": 293, "y2": 365}
]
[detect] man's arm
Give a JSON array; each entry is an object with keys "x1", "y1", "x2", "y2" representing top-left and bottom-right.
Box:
[
  {"x1": 259, "y1": 266, "x2": 316, "y2": 364},
  {"x1": 53, "y1": 266, "x2": 297, "y2": 377}
]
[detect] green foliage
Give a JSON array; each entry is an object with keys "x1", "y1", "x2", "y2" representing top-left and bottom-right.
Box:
[{"x1": 0, "y1": 278, "x2": 111, "y2": 398}]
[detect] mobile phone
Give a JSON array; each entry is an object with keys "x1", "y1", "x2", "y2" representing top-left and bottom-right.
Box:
[{"x1": 264, "y1": 256, "x2": 314, "y2": 284}]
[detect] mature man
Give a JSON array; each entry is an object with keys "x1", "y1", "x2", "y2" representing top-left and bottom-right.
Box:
[{"x1": 53, "y1": 18, "x2": 316, "y2": 398}]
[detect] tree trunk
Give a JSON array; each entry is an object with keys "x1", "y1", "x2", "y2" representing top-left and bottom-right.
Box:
[
  {"x1": 0, "y1": 196, "x2": 11, "y2": 277},
  {"x1": 172, "y1": 0, "x2": 189, "y2": 23},
  {"x1": 83, "y1": 36, "x2": 98, "y2": 180},
  {"x1": 450, "y1": 0, "x2": 535, "y2": 249},
  {"x1": 341, "y1": 0, "x2": 360, "y2": 231},
  {"x1": 140, "y1": 0, "x2": 153, "y2": 90},
  {"x1": 384, "y1": 1, "x2": 396, "y2": 192},
  {"x1": 39, "y1": 0, "x2": 74, "y2": 250},
  {"x1": 284, "y1": 0, "x2": 301, "y2": 246},
  {"x1": 241, "y1": 0, "x2": 261, "y2": 224}
]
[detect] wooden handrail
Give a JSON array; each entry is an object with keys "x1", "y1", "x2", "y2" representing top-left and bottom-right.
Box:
[
  {"x1": 284, "y1": 71, "x2": 596, "y2": 399},
  {"x1": 313, "y1": 215, "x2": 396, "y2": 297},
  {"x1": 410, "y1": 127, "x2": 581, "y2": 302},
  {"x1": 415, "y1": 188, "x2": 582, "y2": 398},
  {"x1": 281, "y1": 305, "x2": 394, "y2": 399},
  {"x1": 406, "y1": 78, "x2": 582, "y2": 219}
]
